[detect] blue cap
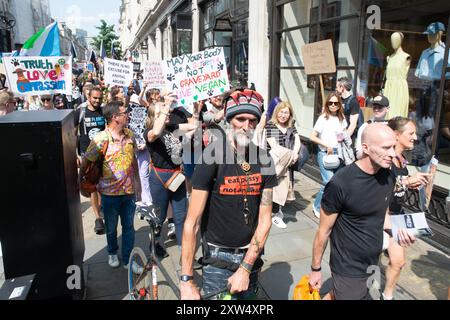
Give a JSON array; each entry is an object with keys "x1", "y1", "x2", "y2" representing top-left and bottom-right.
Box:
[{"x1": 423, "y1": 22, "x2": 446, "y2": 35}]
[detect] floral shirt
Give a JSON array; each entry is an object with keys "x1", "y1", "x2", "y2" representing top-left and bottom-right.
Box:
[{"x1": 85, "y1": 128, "x2": 137, "y2": 196}]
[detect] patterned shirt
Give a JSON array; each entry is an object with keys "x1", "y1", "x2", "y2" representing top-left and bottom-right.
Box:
[{"x1": 85, "y1": 128, "x2": 137, "y2": 196}]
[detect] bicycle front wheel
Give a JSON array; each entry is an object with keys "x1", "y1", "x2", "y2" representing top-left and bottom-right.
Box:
[{"x1": 128, "y1": 247, "x2": 152, "y2": 300}]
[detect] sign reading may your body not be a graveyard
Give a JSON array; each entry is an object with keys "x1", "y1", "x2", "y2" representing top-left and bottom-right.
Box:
[
  {"x1": 104, "y1": 58, "x2": 133, "y2": 87},
  {"x1": 3, "y1": 56, "x2": 72, "y2": 96},
  {"x1": 162, "y1": 47, "x2": 230, "y2": 106}
]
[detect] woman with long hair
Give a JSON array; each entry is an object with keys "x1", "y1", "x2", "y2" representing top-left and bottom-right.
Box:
[
  {"x1": 266, "y1": 101, "x2": 301, "y2": 229},
  {"x1": 382, "y1": 117, "x2": 430, "y2": 300},
  {"x1": 309, "y1": 92, "x2": 347, "y2": 218}
]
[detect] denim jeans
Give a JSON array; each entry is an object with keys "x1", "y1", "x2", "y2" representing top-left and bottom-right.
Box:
[
  {"x1": 149, "y1": 167, "x2": 187, "y2": 246},
  {"x1": 101, "y1": 194, "x2": 136, "y2": 264},
  {"x1": 136, "y1": 149, "x2": 152, "y2": 204},
  {"x1": 314, "y1": 150, "x2": 342, "y2": 213},
  {"x1": 202, "y1": 247, "x2": 259, "y2": 300}
]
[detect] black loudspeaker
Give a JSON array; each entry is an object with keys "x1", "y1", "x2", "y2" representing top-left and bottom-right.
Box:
[{"x1": 0, "y1": 110, "x2": 85, "y2": 299}]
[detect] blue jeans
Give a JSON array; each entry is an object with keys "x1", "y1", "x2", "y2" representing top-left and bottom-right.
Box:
[
  {"x1": 202, "y1": 247, "x2": 259, "y2": 300},
  {"x1": 101, "y1": 194, "x2": 136, "y2": 264},
  {"x1": 314, "y1": 150, "x2": 342, "y2": 213},
  {"x1": 149, "y1": 167, "x2": 187, "y2": 246}
]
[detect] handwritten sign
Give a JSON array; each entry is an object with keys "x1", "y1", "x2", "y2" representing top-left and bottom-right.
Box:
[
  {"x1": 133, "y1": 62, "x2": 141, "y2": 73},
  {"x1": 128, "y1": 103, "x2": 147, "y2": 146},
  {"x1": 162, "y1": 47, "x2": 230, "y2": 106},
  {"x1": 301, "y1": 40, "x2": 336, "y2": 75},
  {"x1": 104, "y1": 58, "x2": 133, "y2": 87},
  {"x1": 86, "y1": 63, "x2": 94, "y2": 72},
  {"x1": 143, "y1": 61, "x2": 166, "y2": 89},
  {"x1": 3, "y1": 56, "x2": 72, "y2": 95}
]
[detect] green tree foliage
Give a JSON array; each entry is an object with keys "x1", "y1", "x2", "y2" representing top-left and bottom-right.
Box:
[{"x1": 91, "y1": 19, "x2": 122, "y2": 59}]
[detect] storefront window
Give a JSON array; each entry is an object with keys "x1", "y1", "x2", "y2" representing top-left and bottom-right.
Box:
[
  {"x1": 204, "y1": 31, "x2": 213, "y2": 48},
  {"x1": 321, "y1": 18, "x2": 359, "y2": 67},
  {"x1": 359, "y1": 1, "x2": 450, "y2": 170},
  {"x1": 283, "y1": 0, "x2": 312, "y2": 30},
  {"x1": 281, "y1": 28, "x2": 312, "y2": 67},
  {"x1": 280, "y1": 69, "x2": 316, "y2": 137}
]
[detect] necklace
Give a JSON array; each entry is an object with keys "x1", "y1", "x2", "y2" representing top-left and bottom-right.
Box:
[{"x1": 235, "y1": 152, "x2": 252, "y2": 225}]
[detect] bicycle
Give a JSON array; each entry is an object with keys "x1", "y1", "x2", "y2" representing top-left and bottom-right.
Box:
[{"x1": 128, "y1": 203, "x2": 228, "y2": 300}]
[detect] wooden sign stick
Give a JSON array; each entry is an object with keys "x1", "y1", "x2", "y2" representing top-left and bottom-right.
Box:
[{"x1": 319, "y1": 74, "x2": 326, "y2": 105}]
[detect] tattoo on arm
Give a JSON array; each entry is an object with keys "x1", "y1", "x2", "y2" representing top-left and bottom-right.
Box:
[
  {"x1": 261, "y1": 189, "x2": 273, "y2": 206},
  {"x1": 252, "y1": 237, "x2": 262, "y2": 254}
]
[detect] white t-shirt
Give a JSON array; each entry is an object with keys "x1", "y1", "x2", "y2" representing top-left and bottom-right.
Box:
[{"x1": 313, "y1": 114, "x2": 348, "y2": 151}]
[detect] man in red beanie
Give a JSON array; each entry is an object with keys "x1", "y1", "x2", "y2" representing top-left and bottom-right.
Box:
[{"x1": 180, "y1": 89, "x2": 277, "y2": 299}]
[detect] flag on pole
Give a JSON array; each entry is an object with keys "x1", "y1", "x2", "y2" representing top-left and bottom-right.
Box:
[
  {"x1": 100, "y1": 39, "x2": 106, "y2": 59},
  {"x1": 19, "y1": 21, "x2": 61, "y2": 56},
  {"x1": 70, "y1": 41, "x2": 78, "y2": 60},
  {"x1": 89, "y1": 49, "x2": 99, "y2": 70},
  {"x1": 111, "y1": 41, "x2": 116, "y2": 60}
]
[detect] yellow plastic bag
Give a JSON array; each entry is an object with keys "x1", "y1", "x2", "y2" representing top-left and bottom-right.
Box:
[{"x1": 292, "y1": 275, "x2": 321, "y2": 300}]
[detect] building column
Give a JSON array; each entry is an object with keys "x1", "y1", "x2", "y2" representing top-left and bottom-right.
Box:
[
  {"x1": 147, "y1": 34, "x2": 156, "y2": 61},
  {"x1": 166, "y1": 17, "x2": 172, "y2": 58},
  {"x1": 155, "y1": 27, "x2": 162, "y2": 61},
  {"x1": 248, "y1": 0, "x2": 270, "y2": 102},
  {"x1": 191, "y1": 0, "x2": 200, "y2": 53}
]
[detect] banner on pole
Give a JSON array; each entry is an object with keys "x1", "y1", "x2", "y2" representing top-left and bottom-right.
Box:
[
  {"x1": 161, "y1": 47, "x2": 230, "y2": 106},
  {"x1": 143, "y1": 61, "x2": 166, "y2": 89},
  {"x1": 104, "y1": 58, "x2": 133, "y2": 87},
  {"x1": 3, "y1": 56, "x2": 72, "y2": 96}
]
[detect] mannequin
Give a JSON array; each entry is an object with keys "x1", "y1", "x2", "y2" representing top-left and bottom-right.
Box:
[{"x1": 384, "y1": 32, "x2": 411, "y2": 118}]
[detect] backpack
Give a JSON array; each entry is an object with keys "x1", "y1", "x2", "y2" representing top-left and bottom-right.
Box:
[{"x1": 344, "y1": 95, "x2": 364, "y2": 129}]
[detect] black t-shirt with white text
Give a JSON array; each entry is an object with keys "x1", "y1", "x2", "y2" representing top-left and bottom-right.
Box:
[
  {"x1": 390, "y1": 162, "x2": 409, "y2": 214},
  {"x1": 321, "y1": 163, "x2": 395, "y2": 277},
  {"x1": 74, "y1": 105, "x2": 106, "y2": 154},
  {"x1": 191, "y1": 142, "x2": 277, "y2": 248},
  {"x1": 144, "y1": 128, "x2": 182, "y2": 169}
]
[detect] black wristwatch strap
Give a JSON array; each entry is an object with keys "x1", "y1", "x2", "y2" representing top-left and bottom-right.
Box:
[
  {"x1": 180, "y1": 275, "x2": 194, "y2": 282},
  {"x1": 311, "y1": 265, "x2": 322, "y2": 272}
]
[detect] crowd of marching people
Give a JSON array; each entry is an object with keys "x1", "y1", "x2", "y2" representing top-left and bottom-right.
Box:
[{"x1": 0, "y1": 68, "x2": 435, "y2": 300}]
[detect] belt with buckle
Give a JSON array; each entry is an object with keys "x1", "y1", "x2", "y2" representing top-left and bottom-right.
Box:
[{"x1": 207, "y1": 244, "x2": 248, "y2": 254}]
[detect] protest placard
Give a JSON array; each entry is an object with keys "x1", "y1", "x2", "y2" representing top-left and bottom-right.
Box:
[
  {"x1": 161, "y1": 47, "x2": 230, "y2": 106},
  {"x1": 133, "y1": 62, "x2": 141, "y2": 73},
  {"x1": 143, "y1": 61, "x2": 166, "y2": 89},
  {"x1": 104, "y1": 58, "x2": 133, "y2": 87},
  {"x1": 86, "y1": 63, "x2": 94, "y2": 72},
  {"x1": 127, "y1": 103, "x2": 147, "y2": 146},
  {"x1": 3, "y1": 56, "x2": 72, "y2": 96}
]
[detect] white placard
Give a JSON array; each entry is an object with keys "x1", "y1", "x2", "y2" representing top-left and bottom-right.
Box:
[
  {"x1": 3, "y1": 56, "x2": 72, "y2": 96},
  {"x1": 161, "y1": 47, "x2": 230, "y2": 106},
  {"x1": 104, "y1": 58, "x2": 133, "y2": 87},
  {"x1": 143, "y1": 61, "x2": 166, "y2": 89}
]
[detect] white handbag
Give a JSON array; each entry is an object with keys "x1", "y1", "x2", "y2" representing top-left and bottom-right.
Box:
[{"x1": 323, "y1": 154, "x2": 341, "y2": 170}]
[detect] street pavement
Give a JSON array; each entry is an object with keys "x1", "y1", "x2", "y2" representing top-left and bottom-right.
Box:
[{"x1": 2, "y1": 172, "x2": 448, "y2": 300}]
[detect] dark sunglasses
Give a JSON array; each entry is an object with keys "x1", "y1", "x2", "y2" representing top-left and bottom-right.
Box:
[{"x1": 328, "y1": 101, "x2": 339, "y2": 106}]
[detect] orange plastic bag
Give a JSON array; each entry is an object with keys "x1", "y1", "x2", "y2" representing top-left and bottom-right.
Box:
[{"x1": 292, "y1": 275, "x2": 321, "y2": 300}]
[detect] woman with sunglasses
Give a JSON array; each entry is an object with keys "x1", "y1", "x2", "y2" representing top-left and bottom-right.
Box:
[{"x1": 310, "y1": 93, "x2": 348, "y2": 218}]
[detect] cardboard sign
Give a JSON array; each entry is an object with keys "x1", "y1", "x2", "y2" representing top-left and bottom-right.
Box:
[
  {"x1": 128, "y1": 103, "x2": 147, "y2": 146},
  {"x1": 162, "y1": 47, "x2": 230, "y2": 106},
  {"x1": 104, "y1": 58, "x2": 133, "y2": 87},
  {"x1": 301, "y1": 39, "x2": 336, "y2": 75},
  {"x1": 143, "y1": 61, "x2": 166, "y2": 89},
  {"x1": 3, "y1": 56, "x2": 72, "y2": 95}
]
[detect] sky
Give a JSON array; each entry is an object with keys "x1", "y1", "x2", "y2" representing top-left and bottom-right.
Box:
[{"x1": 49, "y1": 0, "x2": 121, "y2": 38}]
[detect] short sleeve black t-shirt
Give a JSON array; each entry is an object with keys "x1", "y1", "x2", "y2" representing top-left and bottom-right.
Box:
[
  {"x1": 167, "y1": 107, "x2": 192, "y2": 132},
  {"x1": 191, "y1": 142, "x2": 277, "y2": 248},
  {"x1": 144, "y1": 128, "x2": 182, "y2": 169},
  {"x1": 390, "y1": 162, "x2": 409, "y2": 214},
  {"x1": 321, "y1": 163, "x2": 395, "y2": 277},
  {"x1": 74, "y1": 106, "x2": 106, "y2": 155}
]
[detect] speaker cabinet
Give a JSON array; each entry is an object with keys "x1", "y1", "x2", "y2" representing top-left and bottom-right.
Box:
[{"x1": 0, "y1": 110, "x2": 85, "y2": 299}]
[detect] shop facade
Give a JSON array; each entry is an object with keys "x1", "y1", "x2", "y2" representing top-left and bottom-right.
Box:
[{"x1": 269, "y1": 0, "x2": 450, "y2": 234}]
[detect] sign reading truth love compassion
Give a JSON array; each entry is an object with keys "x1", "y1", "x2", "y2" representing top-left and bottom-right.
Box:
[
  {"x1": 3, "y1": 56, "x2": 72, "y2": 95},
  {"x1": 162, "y1": 47, "x2": 230, "y2": 106}
]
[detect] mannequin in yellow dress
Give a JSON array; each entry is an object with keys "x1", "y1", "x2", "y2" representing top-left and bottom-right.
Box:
[{"x1": 383, "y1": 32, "x2": 411, "y2": 118}]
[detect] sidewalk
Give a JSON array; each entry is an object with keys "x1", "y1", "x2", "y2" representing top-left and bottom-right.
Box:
[{"x1": 81, "y1": 172, "x2": 450, "y2": 300}]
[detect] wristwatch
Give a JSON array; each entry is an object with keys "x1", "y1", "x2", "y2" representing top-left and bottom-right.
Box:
[{"x1": 180, "y1": 275, "x2": 194, "y2": 282}]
